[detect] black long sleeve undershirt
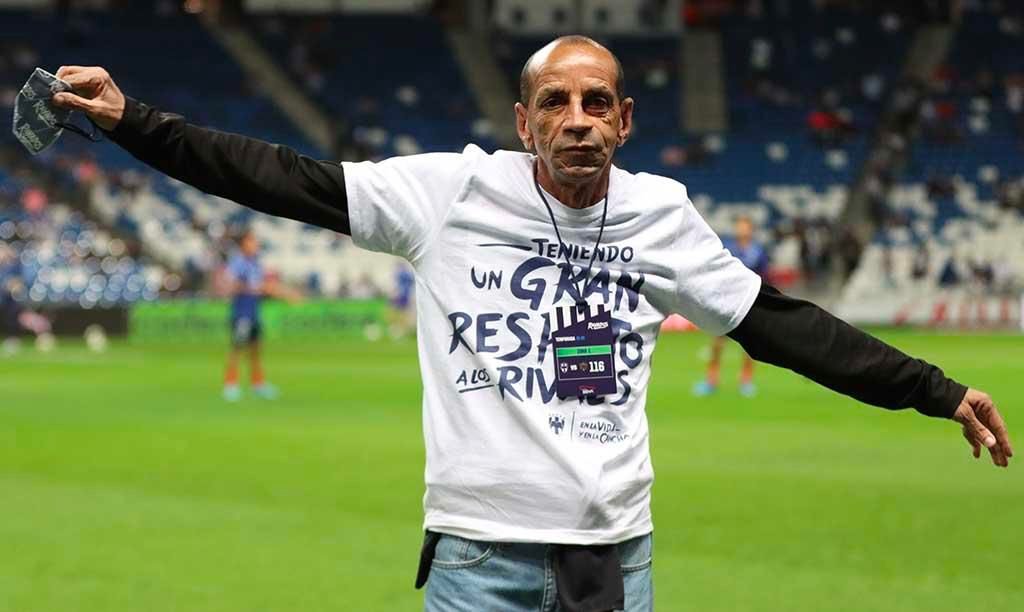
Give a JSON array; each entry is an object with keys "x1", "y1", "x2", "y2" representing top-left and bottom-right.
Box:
[
  {"x1": 104, "y1": 97, "x2": 351, "y2": 234},
  {"x1": 104, "y1": 97, "x2": 965, "y2": 420},
  {"x1": 729, "y1": 285, "x2": 967, "y2": 419}
]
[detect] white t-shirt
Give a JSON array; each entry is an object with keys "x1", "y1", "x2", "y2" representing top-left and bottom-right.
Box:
[{"x1": 344, "y1": 145, "x2": 760, "y2": 545}]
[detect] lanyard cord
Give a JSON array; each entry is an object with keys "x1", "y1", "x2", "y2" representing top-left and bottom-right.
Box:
[{"x1": 532, "y1": 163, "x2": 609, "y2": 307}]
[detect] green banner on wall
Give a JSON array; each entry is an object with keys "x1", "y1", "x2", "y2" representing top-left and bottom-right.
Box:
[{"x1": 131, "y1": 299, "x2": 388, "y2": 341}]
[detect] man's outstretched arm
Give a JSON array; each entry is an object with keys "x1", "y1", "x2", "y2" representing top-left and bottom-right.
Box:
[
  {"x1": 729, "y1": 285, "x2": 1013, "y2": 467},
  {"x1": 52, "y1": 66, "x2": 350, "y2": 234}
]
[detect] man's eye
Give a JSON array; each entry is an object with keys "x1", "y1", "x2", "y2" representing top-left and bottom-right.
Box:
[{"x1": 541, "y1": 97, "x2": 562, "y2": 109}]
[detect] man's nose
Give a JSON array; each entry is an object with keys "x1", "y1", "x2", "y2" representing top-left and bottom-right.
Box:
[{"x1": 564, "y1": 99, "x2": 591, "y2": 134}]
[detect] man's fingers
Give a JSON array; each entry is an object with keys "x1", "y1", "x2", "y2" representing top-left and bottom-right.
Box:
[
  {"x1": 975, "y1": 400, "x2": 1013, "y2": 466},
  {"x1": 55, "y1": 65, "x2": 87, "y2": 80},
  {"x1": 988, "y1": 443, "x2": 1008, "y2": 467},
  {"x1": 51, "y1": 92, "x2": 95, "y2": 112},
  {"x1": 963, "y1": 426, "x2": 981, "y2": 458},
  {"x1": 966, "y1": 412, "x2": 1008, "y2": 467},
  {"x1": 986, "y1": 410, "x2": 1013, "y2": 459},
  {"x1": 965, "y1": 410, "x2": 997, "y2": 449},
  {"x1": 60, "y1": 70, "x2": 102, "y2": 90}
]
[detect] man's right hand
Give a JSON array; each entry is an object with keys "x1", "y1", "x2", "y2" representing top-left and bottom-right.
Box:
[{"x1": 51, "y1": 66, "x2": 126, "y2": 132}]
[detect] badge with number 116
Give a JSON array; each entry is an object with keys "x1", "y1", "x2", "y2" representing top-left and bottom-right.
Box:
[{"x1": 551, "y1": 302, "x2": 617, "y2": 399}]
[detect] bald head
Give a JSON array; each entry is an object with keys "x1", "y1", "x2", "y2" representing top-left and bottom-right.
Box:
[{"x1": 519, "y1": 35, "x2": 625, "y2": 106}]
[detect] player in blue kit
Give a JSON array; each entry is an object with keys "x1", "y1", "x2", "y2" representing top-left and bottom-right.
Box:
[
  {"x1": 388, "y1": 263, "x2": 416, "y2": 339},
  {"x1": 694, "y1": 216, "x2": 769, "y2": 397},
  {"x1": 223, "y1": 231, "x2": 299, "y2": 401}
]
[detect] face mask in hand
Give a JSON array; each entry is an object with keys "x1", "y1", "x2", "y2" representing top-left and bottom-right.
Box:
[{"x1": 11, "y1": 67, "x2": 100, "y2": 155}]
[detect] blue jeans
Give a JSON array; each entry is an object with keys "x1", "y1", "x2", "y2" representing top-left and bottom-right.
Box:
[{"x1": 423, "y1": 533, "x2": 653, "y2": 611}]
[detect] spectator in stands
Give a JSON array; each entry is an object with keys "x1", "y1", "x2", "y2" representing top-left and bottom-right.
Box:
[
  {"x1": 72, "y1": 154, "x2": 99, "y2": 185},
  {"x1": 939, "y1": 256, "x2": 961, "y2": 287},
  {"x1": 921, "y1": 98, "x2": 962, "y2": 145},
  {"x1": 1006, "y1": 74, "x2": 1024, "y2": 114},
  {"x1": 330, "y1": 116, "x2": 363, "y2": 161},
  {"x1": 974, "y1": 68, "x2": 996, "y2": 100},
  {"x1": 890, "y1": 78, "x2": 926, "y2": 131},
  {"x1": 796, "y1": 218, "x2": 833, "y2": 284},
  {"x1": 660, "y1": 140, "x2": 712, "y2": 168},
  {"x1": 807, "y1": 108, "x2": 844, "y2": 147},
  {"x1": 912, "y1": 244, "x2": 930, "y2": 281},
  {"x1": 997, "y1": 178, "x2": 1024, "y2": 212},
  {"x1": 926, "y1": 173, "x2": 957, "y2": 199},
  {"x1": 881, "y1": 245, "x2": 896, "y2": 288},
  {"x1": 20, "y1": 186, "x2": 47, "y2": 215},
  {"x1": 865, "y1": 173, "x2": 892, "y2": 226},
  {"x1": 659, "y1": 144, "x2": 685, "y2": 168},
  {"x1": 969, "y1": 258, "x2": 994, "y2": 291},
  {"x1": 992, "y1": 257, "x2": 1015, "y2": 294},
  {"x1": 837, "y1": 226, "x2": 862, "y2": 279},
  {"x1": 861, "y1": 72, "x2": 886, "y2": 104}
]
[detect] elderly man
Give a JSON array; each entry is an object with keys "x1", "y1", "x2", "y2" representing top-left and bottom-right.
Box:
[{"x1": 53, "y1": 36, "x2": 1011, "y2": 612}]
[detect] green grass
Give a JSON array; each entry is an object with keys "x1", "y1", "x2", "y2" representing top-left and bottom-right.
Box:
[{"x1": 1, "y1": 331, "x2": 1021, "y2": 611}]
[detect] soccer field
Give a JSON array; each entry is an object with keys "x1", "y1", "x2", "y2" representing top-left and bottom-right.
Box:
[{"x1": 1, "y1": 331, "x2": 1021, "y2": 611}]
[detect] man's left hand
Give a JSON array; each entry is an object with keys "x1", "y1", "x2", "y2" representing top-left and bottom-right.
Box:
[{"x1": 953, "y1": 389, "x2": 1013, "y2": 467}]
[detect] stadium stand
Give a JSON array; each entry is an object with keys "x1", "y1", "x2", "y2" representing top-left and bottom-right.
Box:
[
  {"x1": 0, "y1": 4, "x2": 320, "y2": 164},
  {"x1": 843, "y1": 5, "x2": 1024, "y2": 304},
  {"x1": 249, "y1": 12, "x2": 497, "y2": 159},
  {"x1": 0, "y1": 4, "x2": 393, "y2": 300},
  {"x1": 2, "y1": 0, "x2": 1019, "y2": 319},
  {"x1": 0, "y1": 202, "x2": 163, "y2": 308}
]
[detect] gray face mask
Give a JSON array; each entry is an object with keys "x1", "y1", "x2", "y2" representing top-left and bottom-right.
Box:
[{"x1": 11, "y1": 67, "x2": 99, "y2": 155}]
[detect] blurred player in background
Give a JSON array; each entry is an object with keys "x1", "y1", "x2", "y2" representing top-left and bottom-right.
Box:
[
  {"x1": 694, "y1": 215, "x2": 769, "y2": 398},
  {"x1": 1, "y1": 274, "x2": 54, "y2": 355},
  {"x1": 222, "y1": 230, "x2": 300, "y2": 402},
  {"x1": 388, "y1": 263, "x2": 415, "y2": 339}
]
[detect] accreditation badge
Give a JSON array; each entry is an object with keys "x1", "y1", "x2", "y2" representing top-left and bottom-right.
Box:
[{"x1": 551, "y1": 302, "x2": 617, "y2": 399}]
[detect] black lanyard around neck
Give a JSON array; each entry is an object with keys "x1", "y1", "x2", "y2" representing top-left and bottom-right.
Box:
[{"x1": 532, "y1": 162, "x2": 610, "y2": 307}]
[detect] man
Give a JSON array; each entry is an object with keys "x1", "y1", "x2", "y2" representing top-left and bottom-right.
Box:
[
  {"x1": 1, "y1": 273, "x2": 53, "y2": 354},
  {"x1": 51, "y1": 36, "x2": 1011, "y2": 612},
  {"x1": 694, "y1": 215, "x2": 768, "y2": 398},
  {"x1": 388, "y1": 262, "x2": 416, "y2": 339},
  {"x1": 222, "y1": 230, "x2": 287, "y2": 401}
]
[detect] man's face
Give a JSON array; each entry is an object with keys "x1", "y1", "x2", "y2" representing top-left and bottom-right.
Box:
[
  {"x1": 515, "y1": 44, "x2": 633, "y2": 187},
  {"x1": 240, "y1": 234, "x2": 259, "y2": 257},
  {"x1": 735, "y1": 218, "x2": 754, "y2": 244}
]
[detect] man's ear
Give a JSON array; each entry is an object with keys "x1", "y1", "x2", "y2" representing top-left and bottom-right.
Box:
[
  {"x1": 617, "y1": 97, "x2": 634, "y2": 147},
  {"x1": 514, "y1": 102, "x2": 533, "y2": 152}
]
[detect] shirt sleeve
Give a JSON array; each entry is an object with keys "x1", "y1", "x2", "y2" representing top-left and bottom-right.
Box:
[
  {"x1": 671, "y1": 188, "x2": 762, "y2": 336},
  {"x1": 342, "y1": 148, "x2": 479, "y2": 262},
  {"x1": 729, "y1": 285, "x2": 967, "y2": 419},
  {"x1": 105, "y1": 97, "x2": 351, "y2": 234}
]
